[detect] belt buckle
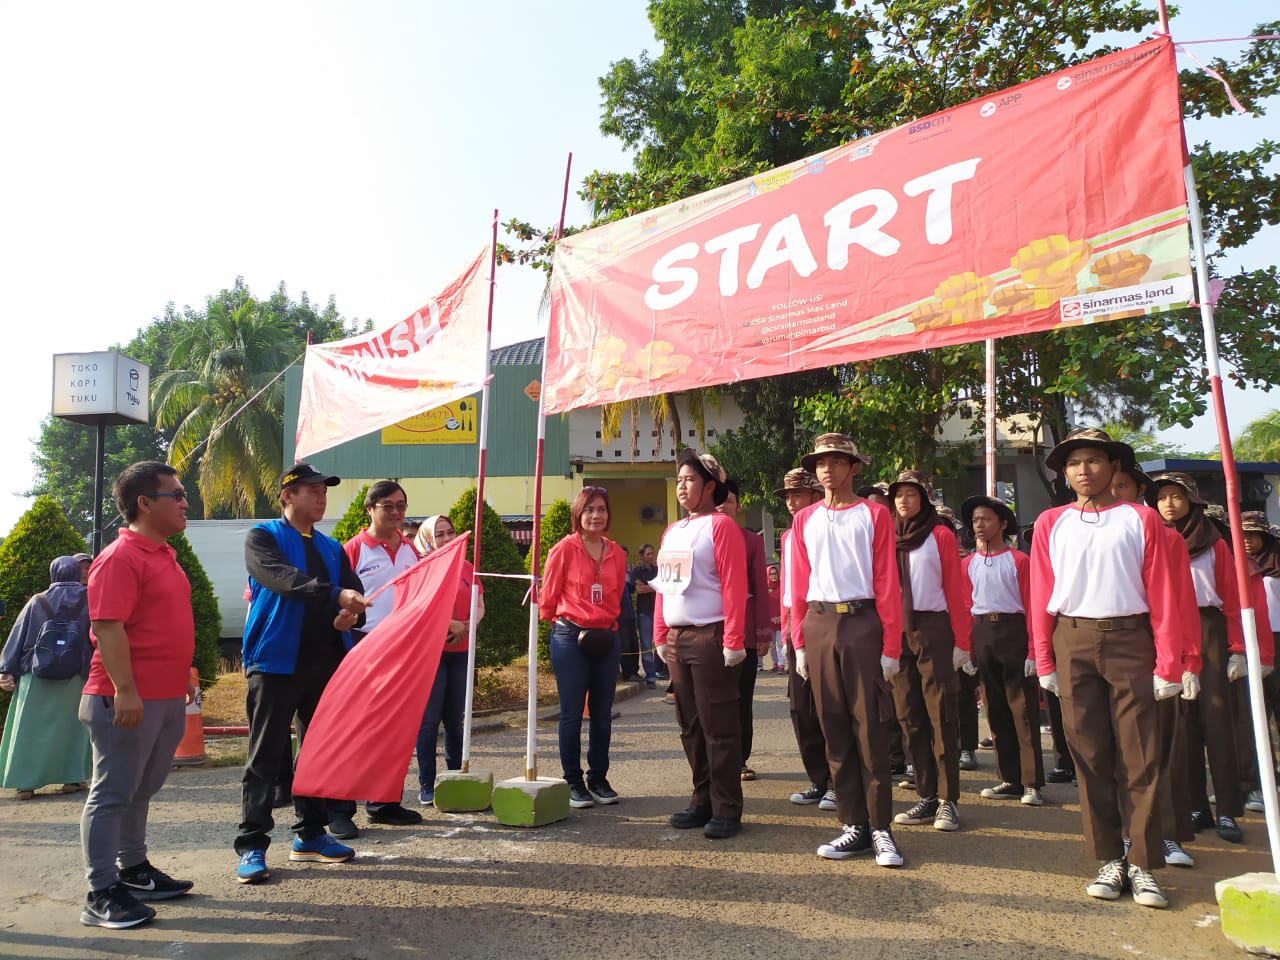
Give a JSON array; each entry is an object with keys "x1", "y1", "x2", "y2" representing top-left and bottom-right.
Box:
[
  {"x1": 986, "y1": 614, "x2": 1001, "y2": 622},
  {"x1": 1096, "y1": 618, "x2": 1113, "y2": 631},
  {"x1": 835, "y1": 602, "x2": 851, "y2": 614}
]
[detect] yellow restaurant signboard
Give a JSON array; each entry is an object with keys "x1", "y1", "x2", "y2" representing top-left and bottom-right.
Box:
[{"x1": 380, "y1": 396, "x2": 479, "y2": 445}]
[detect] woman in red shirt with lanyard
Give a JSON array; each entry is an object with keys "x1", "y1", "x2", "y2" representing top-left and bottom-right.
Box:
[
  {"x1": 539, "y1": 487, "x2": 628, "y2": 810},
  {"x1": 653, "y1": 449, "x2": 748, "y2": 839}
]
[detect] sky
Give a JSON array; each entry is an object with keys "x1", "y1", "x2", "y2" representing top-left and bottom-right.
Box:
[{"x1": 1, "y1": 0, "x2": 1277, "y2": 536}]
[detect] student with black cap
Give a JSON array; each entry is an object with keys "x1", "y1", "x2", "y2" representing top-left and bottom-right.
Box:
[
  {"x1": 1153, "y1": 472, "x2": 1247, "y2": 844},
  {"x1": 962, "y1": 494, "x2": 1044, "y2": 807},
  {"x1": 1031, "y1": 428, "x2": 1182, "y2": 909},
  {"x1": 789, "y1": 434, "x2": 905, "y2": 867},
  {"x1": 887, "y1": 470, "x2": 974, "y2": 833},
  {"x1": 653, "y1": 449, "x2": 748, "y2": 839},
  {"x1": 774, "y1": 467, "x2": 834, "y2": 810}
]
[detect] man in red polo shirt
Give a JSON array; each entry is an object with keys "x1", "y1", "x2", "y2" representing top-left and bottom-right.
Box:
[{"x1": 79, "y1": 461, "x2": 197, "y2": 929}]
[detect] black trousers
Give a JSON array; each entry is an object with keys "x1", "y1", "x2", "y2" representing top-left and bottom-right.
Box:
[
  {"x1": 973, "y1": 614, "x2": 1043, "y2": 789},
  {"x1": 1045, "y1": 691, "x2": 1075, "y2": 774},
  {"x1": 958, "y1": 668, "x2": 980, "y2": 753},
  {"x1": 236, "y1": 645, "x2": 343, "y2": 853},
  {"x1": 738, "y1": 649, "x2": 759, "y2": 767},
  {"x1": 618, "y1": 617, "x2": 640, "y2": 678}
]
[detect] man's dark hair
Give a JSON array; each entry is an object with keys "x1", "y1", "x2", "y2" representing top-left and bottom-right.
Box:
[
  {"x1": 365, "y1": 479, "x2": 407, "y2": 509},
  {"x1": 113, "y1": 461, "x2": 178, "y2": 523},
  {"x1": 724, "y1": 478, "x2": 741, "y2": 500}
]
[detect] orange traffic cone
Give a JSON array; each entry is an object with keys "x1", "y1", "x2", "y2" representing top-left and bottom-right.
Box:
[{"x1": 173, "y1": 668, "x2": 206, "y2": 766}]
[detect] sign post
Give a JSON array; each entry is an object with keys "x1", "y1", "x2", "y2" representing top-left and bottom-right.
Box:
[{"x1": 51, "y1": 351, "x2": 150, "y2": 553}]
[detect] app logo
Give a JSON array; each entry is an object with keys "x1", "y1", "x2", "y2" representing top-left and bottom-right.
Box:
[
  {"x1": 1057, "y1": 76, "x2": 1072, "y2": 91},
  {"x1": 1061, "y1": 301, "x2": 1083, "y2": 321},
  {"x1": 980, "y1": 102, "x2": 997, "y2": 118}
]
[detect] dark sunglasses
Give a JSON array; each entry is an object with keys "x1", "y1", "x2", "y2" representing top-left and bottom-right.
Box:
[{"x1": 146, "y1": 491, "x2": 188, "y2": 501}]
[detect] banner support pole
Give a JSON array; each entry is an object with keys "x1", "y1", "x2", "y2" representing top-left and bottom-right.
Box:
[
  {"x1": 459, "y1": 213, "x2": 499, "y2": 774},
  {"x1": 985, "y1": 339, "x2": 997, "y2": 497}
]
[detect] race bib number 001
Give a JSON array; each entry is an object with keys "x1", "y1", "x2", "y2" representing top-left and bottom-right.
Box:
[{"x1": 654, "y1": 548, "x2": 692, "y2": 596}]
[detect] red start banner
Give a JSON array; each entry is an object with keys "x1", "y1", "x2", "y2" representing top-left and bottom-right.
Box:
[{"x1": 545, "y1": 38, "x2": 1192, "y2": 414}]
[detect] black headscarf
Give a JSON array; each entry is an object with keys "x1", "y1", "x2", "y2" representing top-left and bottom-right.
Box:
[
  {"x1": 1171, "y1": 503, "x2": 1221, "y2": 560},
  {"x1": 896, "y1": 499, "x2": 943, "y2": 633}
]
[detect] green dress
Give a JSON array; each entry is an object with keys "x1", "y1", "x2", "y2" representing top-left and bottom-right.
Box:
[{"x1": 0, "y1": 674, "x2": 92, "y2": 790}]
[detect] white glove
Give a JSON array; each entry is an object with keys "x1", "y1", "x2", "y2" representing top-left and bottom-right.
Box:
[
  {"x1": 881, "y1": 655, "x2": 900, "y2": 681},
  {"x1": 1023, "y1": 659, "x2": 1036, "y2": 678},
  {"x1": 723, "y1": 646, "x2": 747, "y2": 669},
  {"x1": 1227, "y1": 653, "x2": 1248, "y2": 682},
  {"x1": 1180, "y1": 671, "x2": 1201, "y2": 701},
  {"x1": 654, "y1": 643, "x2": 668, "y2": 664},
  {"x1": 1153, "y1": 675, "x2": 1183, "y2": 701},
  {"x1": 953, "y1": 647, "x2": 977, "y2": 676},
  {"x1": 1039, "y1": 671, "x2": 1059, "y2": 696},
  {"x1": 794, "y1": 648, "x2": 809, "y2": 681}
]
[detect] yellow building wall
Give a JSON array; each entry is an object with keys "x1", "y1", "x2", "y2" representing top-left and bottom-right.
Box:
[{"x1": 322, "y1": 475, "x2": 579, "y2": 521}]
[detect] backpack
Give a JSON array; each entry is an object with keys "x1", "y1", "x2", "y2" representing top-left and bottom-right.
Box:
[{"x1": 30, "y1": 593, "x2": 88, "y2": 681}]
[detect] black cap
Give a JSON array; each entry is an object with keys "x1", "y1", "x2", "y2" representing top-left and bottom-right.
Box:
[{"x1": 280, "y1": 463, "x2": 340, "y2": 491}]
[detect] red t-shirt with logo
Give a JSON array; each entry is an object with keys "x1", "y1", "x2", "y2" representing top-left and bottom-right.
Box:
[{"x1": 84, "y1": 528, "x2": 195, "y2": 700}]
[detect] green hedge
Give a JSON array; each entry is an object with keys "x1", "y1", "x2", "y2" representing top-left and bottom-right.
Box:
[
  {"x1": 331, "y1": 485, "x2": 370, "y2": 544},
  {"x1": 449, "y1": 487, "x2": 529, "y2": 667},
  {"x1": 529, "y1": 499, "x2": 572, "y2": 663},
  {"x1": 168, "y1": 531, "x2": 221, "y2": 689}
]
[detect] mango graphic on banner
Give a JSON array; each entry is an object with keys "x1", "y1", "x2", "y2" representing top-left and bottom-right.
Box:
[{"x1": 381, "y1": 397, "x2": 479, "y2": 445}]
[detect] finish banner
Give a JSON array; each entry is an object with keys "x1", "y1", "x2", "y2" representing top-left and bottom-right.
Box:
[
  {"x1": 545, "y1": 38, "x2": 1191, "y2": 414},
  {"x1": 295, "y1": 247, "x2": 491, "y2": 459}
]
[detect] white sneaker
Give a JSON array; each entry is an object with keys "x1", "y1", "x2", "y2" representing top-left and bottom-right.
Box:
[
  {"x1": 816, "y1": 824, "x2": 870, "y2": 860},
  {"x1": 1086, "y1": 859, "x2": 1127, "y2": 900},
  {"x1": 1128, "y1": 864, "x2": 1169, "y2": 908},
  {"x1": 818, "y1": 789, "x2": 837, "y2": 811},
  {"x1": 1244, "y1": 790, "x2": 1265, "y2": 813},
  {"x1": 871, "y1": 829, "x2": 903, "y2": 868},
  {"x1": 1163, "y1": 839, "x2": 1193, "y2": 868},
  {"x1": 1020, "y1": 787, "x2": 1044, "y2": 806},
  {"x1": 790, "y1": 785, "x2": 824, "y2": 805}
]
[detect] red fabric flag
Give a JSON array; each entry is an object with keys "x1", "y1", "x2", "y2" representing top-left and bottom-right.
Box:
[{"x1": 293, "y1": 534, "x2": 468, "y2": 802}]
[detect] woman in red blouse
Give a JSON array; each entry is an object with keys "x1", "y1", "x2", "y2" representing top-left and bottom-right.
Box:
[{"x1": 540, "y1": 487, "x2": 627, "y2": 809}]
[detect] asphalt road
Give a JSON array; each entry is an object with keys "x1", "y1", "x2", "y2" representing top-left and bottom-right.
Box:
[{"x1": 0, "y1": 672, "x2": 1272, "y2": 959}]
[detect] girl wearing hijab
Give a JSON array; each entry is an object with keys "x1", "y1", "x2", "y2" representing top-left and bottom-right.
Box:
[
  {"x1": 0, "y1": 555, "x2": 93, "y2": 798},
  {"x1": 1239, "y1": 511, "x2": 1280, "y2": 813},
  {"x1": 413, "y1": 514, "x2": 484, "y2": 805}
]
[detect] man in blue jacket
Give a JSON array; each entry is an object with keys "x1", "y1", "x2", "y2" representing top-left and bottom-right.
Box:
[{"x1": 234, "y1": 463, "x2": 369, "y2": 885}]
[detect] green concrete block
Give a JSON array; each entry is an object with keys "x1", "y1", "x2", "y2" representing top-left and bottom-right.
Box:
[
  {"x1": 491, "y1": 777, "x2": 570, "y2": 827},
  {"x1": 433, "y1": 770, "x2": 494, "y2": 813},
  {"x1": 1216, "y1": 872, "x2": 1280, "y2": 957}
]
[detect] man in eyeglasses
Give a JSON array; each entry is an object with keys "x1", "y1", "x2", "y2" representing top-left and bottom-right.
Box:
[
  {"x1": 78, "y1": 461, "x2": 198, "y2": 928},
  {"x1": 234, "y1": 463, "x2": 370, "y2": 885}
]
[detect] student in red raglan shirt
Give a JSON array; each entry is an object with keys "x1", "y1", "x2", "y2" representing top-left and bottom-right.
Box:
[
  {"x1": 653, "y1": 449, "x2": 747, "y2": 839},
  {"x1": 1031, "y1": 428, "x2": 1181, "y2": 911},
  {"x1": 789, "y1": 434, "x2": 904, "y2": 868}
]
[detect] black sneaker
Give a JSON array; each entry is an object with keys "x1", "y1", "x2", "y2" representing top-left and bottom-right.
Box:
[
  {"x1": 1190, "y1": 809, "x2": 1213, "y2": 832},
  {"x1": 980, "y1": 781, "x2": 1022, "y2": 800},
  {"x1": 117, "y1": 860, "x2": 194, "y2": 901},
  {"x1": 587, "y1": 778, "x2": 619, "y2": 805},
  {"x1": 328, "y1": 815, "x2": 359, "y2": 840},
  {"x1": 80, "y1": 884, "x2": 156, "y2": 928},
  {"x1": 817, "y1": 823, "x2": 872, "y2": 860},
  {"x1": 894, "y1": 796, "x2": 940, "y2": 825},
  {"x1": 1086, "y1": 858, "x2": 1128, "y2": 900},
  {"x1": 568, "y1": 782, "x2": 595, "y2": 808},
  {"x1": 1045, "y1": 767, "x2": 1075, "y2": 784},
  {"x1": 669, "y1": 807, "x2": 712, "y2": 829},
  {"x1": 367, "y1": 803, "x2": 424, "y2": 826},
  {"x1": 703, "y1": 816, "x2": 742, "y2": 839},
  {"x1": 1217, "y1": 815, "x2": 1243, "y2": 844},
  {"x1": 790, "y1": 785, "x2": 825, "y2": 805},
  {"x1": 958, "y1": 750, "x2": 978, "y2": 771}
]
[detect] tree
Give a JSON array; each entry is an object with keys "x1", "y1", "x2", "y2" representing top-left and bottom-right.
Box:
[
  {"x1": 538, "y1": 1, "x2": 1280, "y2": 497},
  {"x1": 0, "y1": 497, "x2": 89, "y2": 728},
  {"x1": 528, "y1": 499, "x2": 572, "y2": 661},
  {"x1": 331, "y1": 486, "x2": 371, "y2": 544},
  {"x1": 449, "y1": 488, "x2": 529, "y2": 667},
  {"x1": 1234, "y1": 410, "x2": 1280, "y2": 462},
  {"x1": 169, "y1": 532, "x2": 221, "y2": 690}
]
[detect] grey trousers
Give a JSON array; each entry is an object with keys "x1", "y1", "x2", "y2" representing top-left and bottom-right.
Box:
[{"x1": 79, "y1": 694, "x2": 185, "y2": 892}]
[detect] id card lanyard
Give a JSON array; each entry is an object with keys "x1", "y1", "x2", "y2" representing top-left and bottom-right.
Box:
[{"x1": 584, "y1": 534, "x2": 606, "y2": 606}]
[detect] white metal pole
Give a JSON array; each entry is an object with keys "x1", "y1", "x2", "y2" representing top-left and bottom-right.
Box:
[{"x1": 985, "y1": 338, "x2": 997, "y2": 496}]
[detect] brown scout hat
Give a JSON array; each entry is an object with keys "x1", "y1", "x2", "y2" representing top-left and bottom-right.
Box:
[
  {"x1": 1044, "y1": 426, "x2": 1135, "y2": 474},
  {"x1": 800, "y1": 433, "x2": 871, "y2": 473},
  {"x1": 1152, "y1": 471, "x2": 1207, "y2": 506},
  {"x1": 960, "y1": 494, "x2": 1017, "y2": 534},
  {"x1": 773, "y1": 467, "x2": 823, "y2": 497},
  {"x1": 1242, "y1": 511, "x2": 1275, "y2": 537},
  {"x1": 887, "y1": 469, "x2": 934, "y2": 501}
]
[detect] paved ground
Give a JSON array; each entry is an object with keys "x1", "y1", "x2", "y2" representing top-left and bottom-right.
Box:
[{"x1": 0, "y1": 672, "x2": 1272, "y2": 959}]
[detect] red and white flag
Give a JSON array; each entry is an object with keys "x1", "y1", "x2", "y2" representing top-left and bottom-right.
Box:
[
  {"x1": 295, "y1": 248, "x2": 491, "y2": 459},
  {"x1": 292, "y1": 534, "x2": 468, "y2": 802}
]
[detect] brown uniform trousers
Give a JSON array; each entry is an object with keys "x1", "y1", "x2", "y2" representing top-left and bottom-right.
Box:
[
  {"x1": 668, "y1": 623, "x2": 743, "y2": 820},
  {"x1": 1231, "y1": 644, "x2": 1280, "y2": 795},
  {"x1": 1053, "y1": 615, "x2": 1163, "y2": 871},
  {"x1": 786, "y1": 641, "x2": 831, "y2": 791},
  {"x1": 803, "y1": 602, "x2": 891, "y2": 828},
  {"x1": 973, "y1": 613, "x2": 1044, "y2": 789},
  {"x1": 891, "y1": 610, "x2": 961, "y2": 802},
  {"x1": 1186, "y1": 608, "x2": 1243, "y2": 817}
]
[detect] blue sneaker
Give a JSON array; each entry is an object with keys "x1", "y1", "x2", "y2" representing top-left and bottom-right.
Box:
[
  {"x1": 236, "y1": 849, "x2": 270, "y2": 884},
  {"x1": 289, "y1": 833, "x2": 355, "y2": 863},
  {"x1": 419, "y1": 786, "x2": 434, "y2": 806}
]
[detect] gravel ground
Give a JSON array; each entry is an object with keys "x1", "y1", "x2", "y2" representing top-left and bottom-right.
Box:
[{"x1": 0, "y1": 673, "x2": 1271, "y2": 960}]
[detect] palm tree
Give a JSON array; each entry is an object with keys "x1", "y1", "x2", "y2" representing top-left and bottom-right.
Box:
[
  {"x1": 152, "y1": 298, "x2": 298, "y2": 517},
  {"x1": 1234, "y1": 410, "x2": 1280, "y2": 462},
  {"x1": 600, "y1": 388, "x2": 721, "y2": 458}
]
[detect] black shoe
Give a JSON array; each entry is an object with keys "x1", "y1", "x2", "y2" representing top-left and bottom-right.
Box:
[
  {"x1": 587, "y1": 778, "x2": 619, "y2": 805},
  {"x1": 367, "y1": 803, "x2": 424, "y2": 826},
  {"x1": 703, "y1": 816, "x2": 741, "y2": 839},
  {"x1": 1045, "y1": 767, "x2": 1075, "y2": 784},
  {"x1": 646, "y1": 679, "x2": 657, "y2": 689},
  {"x1": 1190, "y1": 809, "x2": 1213, "y2": 832},
  {"x1": 568, "y1": 782, "x2": 595, "y2": 808},
  {"x1": 889, "y1": 763, "x2": 907, "y2": 777},
  {"x1": 958, "y1": 750, "x2": 978, "y2": 771},
  {"x1": 1217, "y1": 815, "x2": 1244, "y2": 844},
  {"x1": 669, "y1": 807, "x2": 712, "y2": 829},
  {"x1": 621, "y1": 673, "x2": 643, "y2": 683},
  {"x1": 80, "y1": 884, "x2": 156, "y2": 929},
  {"x1": 117, "y1": 860, "x2": 194, "y2": 901},
  {"x1": 272, "y1": 786, "x2": 293, "y2": 809},
  {"x1": 328, "y1": 815, "x2": 359, "y2": 840},
  {"x1": 894, "y1": 796, "x2": 940, "y2": 825}
]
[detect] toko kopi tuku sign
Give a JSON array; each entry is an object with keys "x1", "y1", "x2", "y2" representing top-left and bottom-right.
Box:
[{"x1": 52, "y1": 351, "x2": 150, "y2": 426}]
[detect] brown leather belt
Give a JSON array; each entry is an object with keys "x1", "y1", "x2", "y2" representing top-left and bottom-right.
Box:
[
  {"x1": 810, "y1": 599, "x2": 871, "y2": 615},
  {"x1": 1064, "y1": 614, "x2": 1148, "y2": 632},
  {"x1": 979, "y1": 612, "x2": 1024, "y2": 622}
]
